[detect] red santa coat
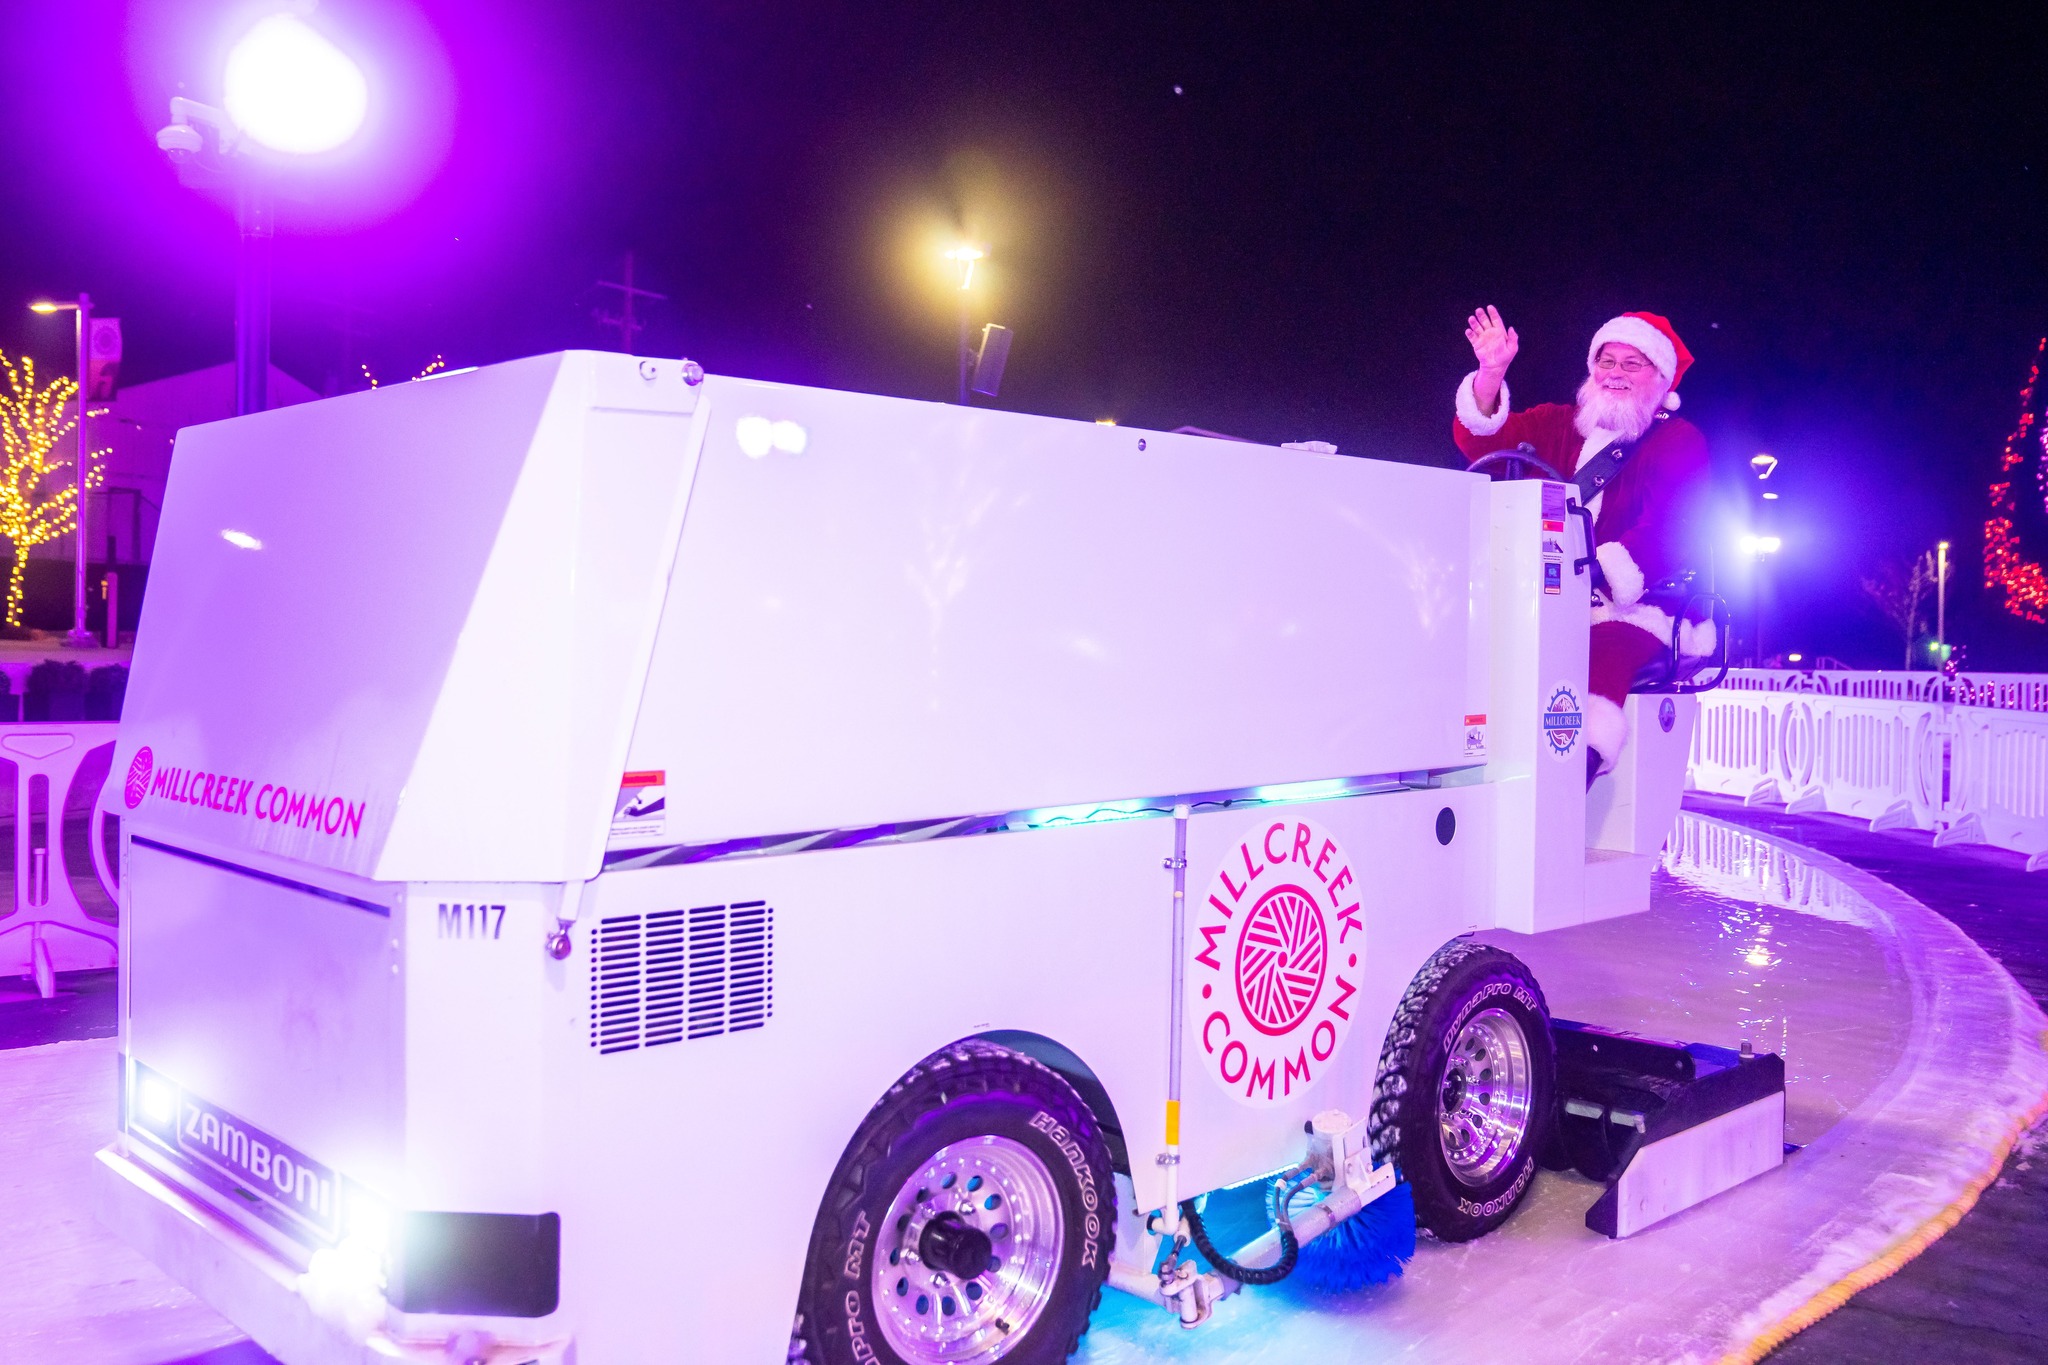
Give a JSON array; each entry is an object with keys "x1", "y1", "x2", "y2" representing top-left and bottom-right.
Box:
[{"x1": 1451, "y1": 372, "x2": 1713, "y2": 758}]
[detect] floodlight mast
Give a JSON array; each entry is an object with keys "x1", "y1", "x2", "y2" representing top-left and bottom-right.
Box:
[
  {"x1": 157, "y1": 98, "x2": 276, "y2": 418},
  {"x1": 156, "y1": 17, "x2": 369, "y2": 418}
]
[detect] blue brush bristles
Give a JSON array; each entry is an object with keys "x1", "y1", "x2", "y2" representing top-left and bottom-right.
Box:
[{"x1": 1295, "y1": 1183, "x2": 1417, "y2": 1293}]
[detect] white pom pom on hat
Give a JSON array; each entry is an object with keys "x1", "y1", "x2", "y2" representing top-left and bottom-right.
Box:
[{"x1": 1588, "y1": 312, "x2": 1693, "y2": 410}]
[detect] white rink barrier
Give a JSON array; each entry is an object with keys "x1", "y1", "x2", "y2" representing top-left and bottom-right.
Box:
[
  {"x1": 1690, "y1": 670, "x2": 2048, "y2": 866},
  {"x1": 0, "y1": 722, "x2": 120, "y2": 995}
]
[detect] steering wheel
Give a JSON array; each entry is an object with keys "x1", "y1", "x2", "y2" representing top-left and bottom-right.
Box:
[{"x1": 1468, "y1": 443, "x2": 1567, "y2": 483}]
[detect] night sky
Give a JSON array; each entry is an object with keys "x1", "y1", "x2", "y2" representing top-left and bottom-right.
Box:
[{"x1": 4, "y1": 4, "x2": 2046, "y2": 666}]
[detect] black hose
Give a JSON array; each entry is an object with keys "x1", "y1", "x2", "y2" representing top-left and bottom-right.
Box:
[{"x1": 1180, "y1": 1194, "x2": 1299, "y2": 1286}]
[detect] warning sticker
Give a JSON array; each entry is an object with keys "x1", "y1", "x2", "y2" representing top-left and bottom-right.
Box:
[
  {"x1": 1463, "y1": 712, "x2": 1488, "y2": 758},
  {"x1": 1541, "y1": 481, "x2": 1567, "y2": 532},
  {"x1": 611, "y1": 770, "x2": 666, "y2": 841}
]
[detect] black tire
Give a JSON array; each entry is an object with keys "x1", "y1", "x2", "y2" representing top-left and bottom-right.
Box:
[
  {"x1": 798, "y1": 1040, "x2": 1115, "y2": 1365},
  {"x1": 1368, "y1": 939, "x2": 1554, "y2": 1242}
]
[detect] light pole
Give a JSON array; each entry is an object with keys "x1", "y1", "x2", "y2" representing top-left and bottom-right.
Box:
[
  {"x1": 1936, "y1": 539, "x2": 1950, "y2": 664},
  {"x1": 944, "y1": 245, "x2": 984, "y2": 404},
  {"x1": 1739, "y1": 534, "x2": 1782, "y2": 664},
  {"x1": 1747, "y1": 453, "x2": 1780, "y2": 665},
  {"x1": 28, "y1": 296, "x2": 96, "y2": 647},
  {"x1": 157, "y1": 14, "x2": 368, "y2": 416}
]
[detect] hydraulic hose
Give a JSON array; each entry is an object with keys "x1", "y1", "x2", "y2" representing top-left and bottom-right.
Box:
[{"x1": 1179, "y1": 1173, "x2": 1305, "y2": 1286}]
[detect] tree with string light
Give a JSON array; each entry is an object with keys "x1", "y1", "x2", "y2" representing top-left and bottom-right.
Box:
[{"x1": 0, "y1": 353, "x2": 105, "y2": 629}]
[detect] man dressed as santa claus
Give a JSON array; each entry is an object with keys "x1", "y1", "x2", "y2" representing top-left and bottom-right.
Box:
[{"x1": 1452, "y1": 306, "x2": 1713, "y2": 778}]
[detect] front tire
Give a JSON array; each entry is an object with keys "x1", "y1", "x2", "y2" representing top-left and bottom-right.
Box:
[
  {"x1": 1369, "y1": 940, "x2": 1554, "y2": 1242},
  {"x1": 798, "y1": 1040, "x2": 1114, "y2": 1365}
]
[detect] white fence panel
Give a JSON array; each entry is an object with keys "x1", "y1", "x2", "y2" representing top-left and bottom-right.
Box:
[
  {"x1": 1690, "y1": 670, "x2": 2048, "y2": 863},
  {"x1": 0, "y1": 722, "x2": 121, "y2": 996}
]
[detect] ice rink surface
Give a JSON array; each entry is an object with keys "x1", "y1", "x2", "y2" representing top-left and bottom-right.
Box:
[{"x1": 1, "y1": 813, "x2": 2042, "y2": 1365}]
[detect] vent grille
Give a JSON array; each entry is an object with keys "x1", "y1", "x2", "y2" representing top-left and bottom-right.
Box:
[{"x1": 590, "y1": 902, "x2": 773, "y2": 1054}]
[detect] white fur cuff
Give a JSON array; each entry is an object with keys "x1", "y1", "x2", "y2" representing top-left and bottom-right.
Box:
[
  {"x1": 1455, "y1": 371, "x2": 1511, "y2": 436},
  {"x1": 1680, "y1": 617, "x2": 1717, "y2": 658},
  {"x1": 1596, "y1": 540, "x2": 1646, "y2": 606},
  {"x1": 1584, "y1": 693, "x2": 1628, "y2": 771}
]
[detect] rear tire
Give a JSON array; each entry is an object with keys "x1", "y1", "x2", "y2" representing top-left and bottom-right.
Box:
[
  {"x1": 798, "y1": 1040, "x2": 1114, "y2": 1365},
  {"x1": 1369, "y1": 940, "x2": 1554, "y2": 1242}
]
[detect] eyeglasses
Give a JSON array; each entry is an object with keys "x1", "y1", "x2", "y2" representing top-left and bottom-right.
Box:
[{"x1": 1594, "y1": 355, "x2": 1657, "y2": 375}]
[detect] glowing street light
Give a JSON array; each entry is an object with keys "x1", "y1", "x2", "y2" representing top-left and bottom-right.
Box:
[
  {"x1": 223, "y1": 15, "x2": 368, "y2": 156},
  {"x1": 944, "y1": 244, "x2": 985, "y2": 291},
  {"x1": 157, "y1": 12, "x2": 371, "y2": 416}
]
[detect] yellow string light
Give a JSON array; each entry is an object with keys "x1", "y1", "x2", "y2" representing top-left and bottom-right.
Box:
[
  {"x1": 0, "y1": 353, "x2": 108, "y2": 628},
  {"x1": 360, "y1": 354, "x2": 448, "y2": 390}
]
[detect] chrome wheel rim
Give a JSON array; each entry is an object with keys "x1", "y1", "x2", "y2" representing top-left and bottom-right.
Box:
[
  {"x1": 1437, "y1": 1006, "x2": 1534, "y2": 1186},
  {"x1": 872, "y1": 1134, "x2": 1064, "y2": 1364}
]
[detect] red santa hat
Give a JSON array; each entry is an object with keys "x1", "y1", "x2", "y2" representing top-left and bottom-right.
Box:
[{"x1": 1587, "y1": 312, "x2": 1694, "y2": 410}]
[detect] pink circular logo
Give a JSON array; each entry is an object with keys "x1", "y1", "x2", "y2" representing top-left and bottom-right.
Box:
[
  {"x1": 1234, "y1": 884, "x2": 1329, "y2": 1036},
  {"x1": 124, "y1": 746, "x2": 152, "y2": 809},
  {"x1": 1191, "y1": 815, "x2": 1363, "y2": 1107}
]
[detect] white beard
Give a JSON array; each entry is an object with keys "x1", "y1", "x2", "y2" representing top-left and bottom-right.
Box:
[{"x1": 1574, "y1": 375, "x2": 1662, "y2": 441}]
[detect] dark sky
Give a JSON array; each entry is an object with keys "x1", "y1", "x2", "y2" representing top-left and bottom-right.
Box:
[{"x1": 5, "y1": 3, "x2": 2047, "y2": 666}]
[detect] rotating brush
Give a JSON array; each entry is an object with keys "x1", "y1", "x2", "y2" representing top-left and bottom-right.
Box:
[{"x1": 1294, "y1": 1182, "x2": 1416, "y2": 1294}]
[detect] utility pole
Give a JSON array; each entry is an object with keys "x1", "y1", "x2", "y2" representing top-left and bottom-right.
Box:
[{"x1": 594, "y1": 251, "x2": 667, "y2": 354}]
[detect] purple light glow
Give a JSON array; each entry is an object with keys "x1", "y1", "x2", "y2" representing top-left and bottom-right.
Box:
[
  {"x1": 223, "y1": 14, "x2": 369, "y2": 156},
  {"x1": 5, "y1": 2, "x2": 583, "y2": 325}
]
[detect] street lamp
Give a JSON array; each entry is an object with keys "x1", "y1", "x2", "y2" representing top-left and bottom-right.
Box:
[
  {"x1": 28, "y1": 297, "x2": 97, "y2": 648},
  {"x1": 1936, "y1": 539, "x2": 1950, "y2": 663},
  {"x1": 157, "y1": 13, "x2": 369, "y2": 416},
  {"x1": 1739, "y1": 532, "x2": 1782, "y2": 665},
  {"x1": 944, "y1": 245, "x2": 984, "y2": 404},
  {"x1": 1744, "y1": 454, "x2": 1781, "y2": 666}
]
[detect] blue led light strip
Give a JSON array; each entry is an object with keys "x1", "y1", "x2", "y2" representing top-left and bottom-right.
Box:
[{"x1": 602, "y1": 765, "x2": 1471, "y2": 873}]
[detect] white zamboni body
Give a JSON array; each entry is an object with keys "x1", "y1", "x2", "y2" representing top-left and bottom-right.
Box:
[{"x1": 92, "y1": 351, "x2": 1694, "y2": 1363}]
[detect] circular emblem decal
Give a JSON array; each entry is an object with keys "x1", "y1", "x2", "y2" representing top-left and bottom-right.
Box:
[
  {"x1": 123, "y1": 746, "x2": 153, "y2": 809},
  {"x1": 1659, "y1": 696, "x2": 1677, "y2": 733},
  {"x1": 1192, "y1": 816, "x2": 1361, "y2": 1106},
  {"x1": 1544, "y1": 683, "x2": 1583, "y2": 760},
  {"x1": 1234, "y1": 884, "x2": 1329, "y2": 1036}
]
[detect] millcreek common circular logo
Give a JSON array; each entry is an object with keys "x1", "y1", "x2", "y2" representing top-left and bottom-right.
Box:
[
  {"x1": 1659, "y1": 696, "x2": 1677, "y2": 733},
  {"x1": 1544, "y1": 683, "x2": 1583, "y2": 760},
  {"x1": 1191, "y1": 815, "x2": 1361, "y2": 1106},
  {"x1": 123, "y1": 746, "x2": 153, "y2": 809}
]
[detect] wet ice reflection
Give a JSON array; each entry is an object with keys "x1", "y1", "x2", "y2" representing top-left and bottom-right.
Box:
[{"x1": 1488, "y1": 814, "x2": 1911, "y2": 1145}]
